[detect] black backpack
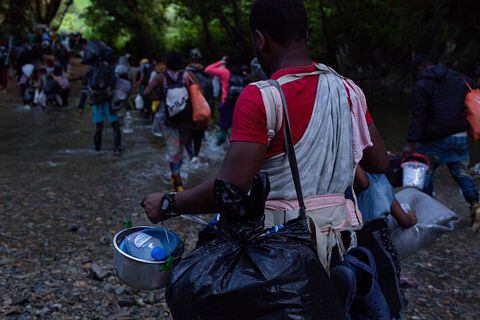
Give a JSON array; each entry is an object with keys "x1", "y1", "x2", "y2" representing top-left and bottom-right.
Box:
[
  {"x1": 227, "y1": 73, "x2": 246, "y2": 103},
  {"x1": 82, "y1": 40, "x2": 112, "y2": 65},
  {"x1": 88, "y1": 63, "x2": 113, "y2": 102},
  {"x1": 44, "y1": 75, "x2": 59, "y2": 95}
]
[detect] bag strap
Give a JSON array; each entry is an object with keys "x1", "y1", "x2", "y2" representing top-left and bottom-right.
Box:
[
  {"x1": 268, "y1": 79, "x2": 307, "y2": 218},
  {"x1": 462, "y1": 76, "x2": 473, "y2": 92},
  {"x1": 253, "y1": 81, "x2": 283, "y2": 144}
]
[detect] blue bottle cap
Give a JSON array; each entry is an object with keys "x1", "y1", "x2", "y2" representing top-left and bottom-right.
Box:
[{"x1": 151, "y1": 247, "x2": 167, "y2": 261}]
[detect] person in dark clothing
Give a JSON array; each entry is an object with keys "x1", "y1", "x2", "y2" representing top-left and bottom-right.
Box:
[
  {"x1": 78, "y1": 58, "x2": 121, "y2": 155},
  {"x1": 137, "y1": 59, "x2": 154, "y2": 119},
  {"x1": 404, "y1": 55, "x2": 480, "y2": 232},
  {"x1": 53, "y1": 40, "x2": 69, "y2": 73},
  {"x1": 205, "y1": 55, "x2": 248, "y2": 145},
  {"x1": 0, "y1": 38, "x2": 11, "y2": 92},
  {"x1": 186, "y1": 48, "x2": 214, "y2": 161},
  {"x1": 52, "y1": 65, "x2": 69, "y2": 107}
]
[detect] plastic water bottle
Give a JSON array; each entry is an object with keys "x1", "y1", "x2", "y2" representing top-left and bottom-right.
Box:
[
  {"x1": 122, "y1": 112, "x2": 134, "y2": 134},
  {"x1": 124, "y1": 231, "x2": 167, "y2": 261},
  {"x1": 208, "y1": 214, "x2": 221, "y2": 231},
  {"x1": 266, "y1": 224, "x2": 284, "y2": 235}
]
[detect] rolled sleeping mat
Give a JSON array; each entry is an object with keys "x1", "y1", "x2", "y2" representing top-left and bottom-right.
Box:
[{"x1": 388, "y1": 187, "x2": 460, "y2": 259}]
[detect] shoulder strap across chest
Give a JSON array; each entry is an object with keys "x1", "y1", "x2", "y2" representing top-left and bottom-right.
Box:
[{"x1": 251, "y1": 63, "x2": 341, "y2": 145}]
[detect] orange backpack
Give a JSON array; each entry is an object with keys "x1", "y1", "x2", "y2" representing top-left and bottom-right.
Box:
[
  {"x1": 186, "y1": 73, "x2": 211, "y2": 130},
  {"x1": 463, "y1": 79, "x2": 480, "y2": 140}
]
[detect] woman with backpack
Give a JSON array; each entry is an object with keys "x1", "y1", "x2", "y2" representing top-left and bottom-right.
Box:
[
  {"x1": 144, "y1": 51, "x2": 198, "y2": 192},
  {"x1": 186, "y1": 48, "x2": 214, "y2": 163}
]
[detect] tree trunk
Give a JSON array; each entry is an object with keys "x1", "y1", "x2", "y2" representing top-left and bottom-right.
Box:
[
  {"x1": 52, "y1": 0, "x2": 74, "y2": 29},
  {"x1": 4, "y1": 0, "x2": 30, "y2": 35},
  {"x1": 318, "y1": 0, "x2": 340, "y2": 70},
  {"x1": 218, "y1": 16, "x2": 248, "y2": 56},
  {"x1": 30, "y1": 0, "x2": 64, "y2": 26},
  {"x1": 197, "y1": 4, "x2": 213, "y2": 58}
]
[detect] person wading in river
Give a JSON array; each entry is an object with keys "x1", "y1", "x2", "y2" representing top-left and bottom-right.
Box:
[
  {"x1": 404, "y1": 55, "x2": 480, "y2": 232},
  {"x1": 78, "y1": 56, "x2": 121, "y2": 155},
  {"x1": 186, "y1": 48, "x2": 214, "y2": 162},
  {"x1": 142, "y1": 0, "x2": 388, "y2": 309},
  {"x1": 205, "y1": 55, "x2": 247, "y2": 145},
  {"x1": 144, "y1": 51, "x2": 197, "y2": 192}
]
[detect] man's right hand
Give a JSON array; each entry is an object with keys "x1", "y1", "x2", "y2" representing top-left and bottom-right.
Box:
[
  {"x1": 79, "y1": 109, "x2": 84, "y2": 118},
  {"x1": 141, "y1": 192, "x2": 175, "y2": 224},
  {"x1": 221, "y1": 56, "x2": 229, "y2": 65}
]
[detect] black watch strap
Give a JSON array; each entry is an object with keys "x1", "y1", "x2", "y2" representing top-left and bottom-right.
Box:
[{"x1": 160, "y1": 192, "x2": 177, "y2": 214}]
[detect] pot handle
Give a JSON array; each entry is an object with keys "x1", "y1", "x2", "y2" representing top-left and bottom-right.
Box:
[{"x1": 124, "y1": 202, "x2": 142, "y2": 229}]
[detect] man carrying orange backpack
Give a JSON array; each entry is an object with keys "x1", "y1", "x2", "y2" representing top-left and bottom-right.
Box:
[{"x1": 404, "y1": 54, "x2": 480, "y2": 232}]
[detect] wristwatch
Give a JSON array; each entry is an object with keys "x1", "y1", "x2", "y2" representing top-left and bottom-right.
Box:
[{"x1": 160, "y1": 192, "x2": 177, "y2": 215}]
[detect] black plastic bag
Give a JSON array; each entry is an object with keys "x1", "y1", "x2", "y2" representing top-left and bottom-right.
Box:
[{"x1": 166, "y1": 174, "x2": 342, "y2": 320}]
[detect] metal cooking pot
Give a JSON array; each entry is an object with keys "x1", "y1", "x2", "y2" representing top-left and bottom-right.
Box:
[{"x1": 113, "y1": 226, "x2": 184, "y2": 290}]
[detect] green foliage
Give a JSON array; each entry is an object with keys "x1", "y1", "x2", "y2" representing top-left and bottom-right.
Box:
[
  {"x1": 81, "y1": 0, "x2": 167, "y2": 59},
  {"x1": 59, "y1": 0, "x2": 91, "y2": 33},
  {"x1": 3, "y1": 0, "x2": 480, "y2": 78}
]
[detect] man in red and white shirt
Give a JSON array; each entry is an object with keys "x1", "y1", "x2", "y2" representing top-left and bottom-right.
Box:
[
  {"x1": 231, "y1": 64, "x2": 375, "y2": 159},
  {"x1": 142, "y1": 0, "x2": 387, "y2": 226}
]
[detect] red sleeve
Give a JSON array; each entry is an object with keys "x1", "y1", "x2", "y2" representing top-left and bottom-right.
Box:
[
  {"x1": 365, "y1": 109, "x2": 374, "y2": 126},
  {"x1": 230, "y1": 85, "x2": 268, "y2": 145},
  {"x1": 205, "y1": 61, "x2": 229, "y2": 81}
]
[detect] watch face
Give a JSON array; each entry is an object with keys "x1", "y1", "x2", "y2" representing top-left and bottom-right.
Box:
[{"x1": 161, "y1": 198, "x2": 170, "y2": 211}]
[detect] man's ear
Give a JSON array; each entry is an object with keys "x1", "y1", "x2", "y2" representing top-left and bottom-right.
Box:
[{"x1": 254, "y1": 29, "x2": 266, "y2": 52}]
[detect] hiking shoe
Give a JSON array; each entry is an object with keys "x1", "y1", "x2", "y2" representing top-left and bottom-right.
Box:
[
  {"x1": 331, "y1": 264, "x2": 356, "y2": 317},
  {"x1": 171, "y1": 174, "x2": 184, "y2": 192},
  {"x1": 191, "y1": 156, "x2": 200, "y2": 164},
  {"x1": 345, "y1": 247, "x2": 391, "y2": 320},
  {"x1": 113, "y1": 148, "x2": 122, "y2": 156},
  {"x1": 470, "y1": 203, "x2": 480, "y2": 233}
]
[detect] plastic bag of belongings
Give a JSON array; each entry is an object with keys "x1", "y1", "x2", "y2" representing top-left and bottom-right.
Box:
[
  {"x1": 111, "y1": 77, "x2": 132, "y2": 111},
  {"x1": 167, "y1": 173, "x2": 342, "y2": 320},
  {"x1": 82, "y1": 40, "x2": 113, "y2": 65},
  {"x1": 389, "y1": 187, "x2": 460, "y2": 259}
]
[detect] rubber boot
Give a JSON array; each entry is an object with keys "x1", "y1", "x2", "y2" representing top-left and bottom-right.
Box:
[
  {"x1": 194, "y1": 135, "x2": 202, "y2": 158},
  {"x1": 216, "y1": 128, "x2": 227, "y2": 146},
  {"x1": 94, "y1": 122, "x2": 104, "y2": 151},
  {"x1": 346, "y1": 247, "x2": 391, "y2": 320},
  {"x1": 112, "y1": 121, "x2": 122, "y2": 156},
  {"x1": 470, "y1": 202, "x2": 480, "y2": 233},
  {"x1": 331, "y1": 265, "x2": 357, "y2": 318},
  {"x1": 171, "y1": 174, "x2": 184, "y2": 192}
]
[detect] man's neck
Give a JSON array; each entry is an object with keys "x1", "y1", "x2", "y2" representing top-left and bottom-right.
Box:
[{"x1": 269, "y1": 44, "x2": 311, "y2": 76}]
